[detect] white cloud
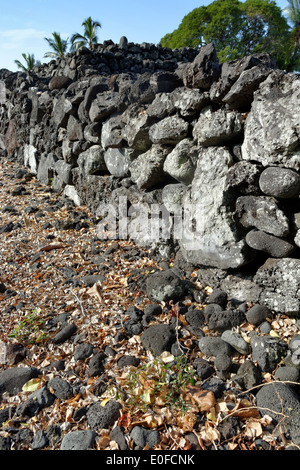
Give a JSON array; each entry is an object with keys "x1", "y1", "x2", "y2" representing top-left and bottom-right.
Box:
[
  {"x1": 0, "y1": 28, "x2": 49, "y2": 48},
  {"x1": 0, "y1": 28, "x2": 69, "y2": 71}
]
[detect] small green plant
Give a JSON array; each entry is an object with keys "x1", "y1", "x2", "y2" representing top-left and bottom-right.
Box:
[
  {"x1": 9, "y1": 309, "x2": 49, "y2": 345},
  {"x1": 124, "y1": 355, "x2": 197, "y2": 412}
]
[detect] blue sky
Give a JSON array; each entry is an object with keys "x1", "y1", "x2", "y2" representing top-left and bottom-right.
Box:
[{"x1": 0, "y1": 0, "x2": 290, "y2": 72}]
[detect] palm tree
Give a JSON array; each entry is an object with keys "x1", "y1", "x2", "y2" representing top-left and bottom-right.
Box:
[
  {"x1": 284, "y1": 0, "x2": 300, "y2": 60},
  {"x1": 44, "y1": 32, "x2": 68, "y2": 59},
  {"x1": 15, "y1": 53, "x2": 41, "y2": 72},
  {"x1": 70, "y1": 16, "x2": 101, "y2": 51}
]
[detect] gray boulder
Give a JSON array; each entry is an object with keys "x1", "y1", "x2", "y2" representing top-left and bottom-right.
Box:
[
  {"x1": 146, "y1": 269, "x2": 186, "y2": 302},
  {"x1": 122, "y1": 108, "x2": 152, "y2": 151},
  {"x1": 198, "y1": 336, "x2": 232, "y2": 357},
  {"x1": 101, "y1": 114, "x2": 124, "y2": 149},
  {"x1": 256, "y1": 382, "x2": 300, "y2": 445},
  {"x1": 233, "y1": 360, "x2": 262, "y2": 390},
  {"x1": 53, "y1": 160, "x2": 73, "y2": 191},
  {"x1": 222, "y1": 65, "x2": 273, "y2": 110},
  {"x1": 172, "y1": 87, "x2": 210, "y2": 117},
  {"x1": 163, "y1": 138, "x2": 198, "y2": 185},
  {"x1": 250, "y1": 335, "x2": 288, "y2": 372},
  {"x1": 180, "y1": 146, "x2": 251, "y2": 269},
  {"x1": 221, "y1": 330, "x2": 250, "y2": 355},
  {"x1": 149, "y1": 115, "x2": 189, "y2": 145},
  {"x1": 245, "y1": 229, "x2": 295, "y2": 257},
  {"x1": 89, "y1": 91, "x2": 125, "y2": 122},
  {"x1": 60, "y1": 430, "x2": 97, "y2": 450},
  {"x1": 225, "y1": 161, "x2": 261, "y2": 195},
  {"x1": 183, "y1": 42, "x2": 220, "y2": 90},
  {"x1": 84, "y1": 122, "x2": 102, "y2": 144},
  {"x1": 210, "y1": 52, "x2": 277, "y2": 103},
  {"x1": 193, "y1": 107, "x2": 243, "y2": 146},
  {"x1": 130, "y1": 426, "x2": 159, "y2": 449},
  {"x1": 77, "y1": 145, "x2": 107, "y2": 177},
  {"x1": 86, "y1": 400, "x2": 122, "y2": 430},
  {"x1": 241, "y1": 70, "x2": 300, "y2": 170},
  {"x1": 104, "y1": 147, "x2": 131, "y2": 177},
  {"x1": 0, "y1": 367, "x2": 40, "y2": 396},
  {"x1": 259, "y1": 167, "x2": 300, "y2": 199},
  {"x1": 129, "y1": 144, "x2": 170, "y2": 190},
  {"x1": 235, "y1": 195, "x2": 290, "y2": 237},
  {"x1": 254, "y1": 258, "x2": 300, "y2": 315},
  {"x1": 141, "y1": 324, "x2": 176, "y2": 355}
]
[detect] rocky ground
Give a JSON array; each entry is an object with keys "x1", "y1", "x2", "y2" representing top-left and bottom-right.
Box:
[{"x1": 0, "y1": 158, "x2": 300, "y2": 452}]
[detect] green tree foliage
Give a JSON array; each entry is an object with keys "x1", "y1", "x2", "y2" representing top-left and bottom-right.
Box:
[
  {"x1": 283, "y1": 0, "x2": 300, "y2": 69},
  {"x1": 14, "y1": 53, "x2": 40, "y2": 72},
  {"x1": 70, "y1": 16, "x2": 101, "y2": 51},
  {"x1": 44, "y1": 32, "x2": 68, "y2": 59},
  {"x1": 160, "y1": 0, "x2": 297, "y2": 71}
]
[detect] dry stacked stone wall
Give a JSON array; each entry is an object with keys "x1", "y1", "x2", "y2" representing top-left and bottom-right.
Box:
[{"x1": 0, "y1": 40, "x2": 299, "y2": 315}]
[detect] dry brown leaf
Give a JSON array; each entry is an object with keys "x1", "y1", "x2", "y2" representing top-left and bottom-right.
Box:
[
  {"x1": 244, "y1": 418, "x2": 263, "y2": 439},
  {"x1": 185, "y1": 385, "x2": 216, "y2": 411},
  {"x1": 86, "y1": 282, "x2": 103, "y2": 302},
  {"x1": 200, "y1": 421, "x2": 220, "y2": 443},
  {"x1": 230, "y1": 400, "x2": 261, "y2": 419},
  {"x1": 176, "y1": 411, "x2": 197, "y2": 432},
  {"x1": 40, "y1": 243, "x2": 66, "y2": 252}
]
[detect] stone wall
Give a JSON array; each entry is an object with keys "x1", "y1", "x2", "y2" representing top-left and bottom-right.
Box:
[{"x1": 0, "y1": 41, "x2": 299, "y2": 314}]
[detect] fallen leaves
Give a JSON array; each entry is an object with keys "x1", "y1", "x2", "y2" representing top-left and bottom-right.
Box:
[{"x1": 185, "y1": 385, "x2": 216, "y2": 412}]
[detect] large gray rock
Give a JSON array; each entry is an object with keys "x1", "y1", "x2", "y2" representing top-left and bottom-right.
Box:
[
  {"x1": 146, "y1": 269, "x2": 186, "y2": 302},
  {"x1": 235, "y1": 195, "x2": 290, "y2": 237},
  {"x1": 259, "y1": 167, "x2": 300, "y2": 199},
  {"x1": 146, "y1": 92, "x2": 176, "y2": 119},
  {"x1": 245, "y1": 229, "x2": 295, "y2": 258},
  {"x1": 241, "y1": 70, "x2": 300, "y2": 170},
  {"x1": 122, "y1": 108, "x2": 152, "y2": 151},
  {"x1": 89, "y1": 91, "x2": 125, "y2": 122},
  {"x1": 53, "y1": 160, "x2": 73, "y2": 191},
  {"x1": 77, "y1": 145, "x2": 107, "y2": 177},
  {"x1": 222, "y1": 65, "x2": 273, "y2": 110},
  {"x1": 179, "y1": 146, "x2": 251, "y2": 269},
  {"x1": 37, "y1": 153, "x2": 57, "y2": 185},
  {"x1": 256, "y1": 382, "x2": 300, "y2": 445},
  {"x1": 225, "y1": 161, "x2": 261, "y2": 195},
  {"x1": 141, "y1": 324, "x2": 176, "y2": 355},
  {"x1": 104, "y1": 148, "x2": 131, "y2": 177},
  {"x1": 52, "y1": 96, "x2": 72, "y2": 128},
  {"x1": 60, "y1": 430, "x2": 97, "y2": 451},
  {"x1": 101, "y1": 114, "x2": 124, "y2": 149},
  {"x1": 163, "y1": 138, "x2": 198, "y2": 185},
  {"x1": 210, "y1": 52, "x2": 277, "y2": 104},
  {"x1": 172, "y1": 87, "x2": 210, "y2": 117},
  {"x1": 86, "y1": 400, "x2": 122, "y2": 431},
  {"x1": 129, "y1": 144, "x2": 170, "y2": 190},
  {"x1": 0, "y1": 367, "x2": 40, "y2": 396},
  {"x1": 24, "y1": 144, "x2": 38, "y2": 174},
  {"x1": 254, "y1": 258, "x2": 300, "y2": 315},
  {"x1": 66, "y1": 115, "x2": 84, "y2": 142},
  {"x1": 193, "y1": 107, "x2": 243, "y2": 146},
  {"x1": 250, "y1": 335, "x2": 288, "y2": 372},
  {"x1": 149, "y1": 115, "x2": 189, "y2": 145},
  {"x1": 183, "y1": 42, "x2": 220, "y2": 90}
]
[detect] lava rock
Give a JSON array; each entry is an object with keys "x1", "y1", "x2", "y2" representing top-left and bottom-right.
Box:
[
  {"x1": 233, "y1": 360, "x2": 263, "y2": 390},
  {"x1": 198, "y1": 336, "x2": 232, "y2": 357},
  {"x1": 0, "y1": 367, "x2": 40, "y2": 397},
  {"x1": 246, "y1": 304, "x2": 272, "y2": 326},
  {"x1": 60, "y1": 430, "x2": 97, "y2": 450},
  {"x1": 259, "y1": 167, "x2": 300, "y2": 199},
  {"x1": 141, "y1": 324, "x2": 176, "y2": 355},
  {"x1": 86, "y1": 400, "x2": 122, "y2": 431},
  {"x1": 145, "y1": 269, "x2": 186, "y2": 303}
]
